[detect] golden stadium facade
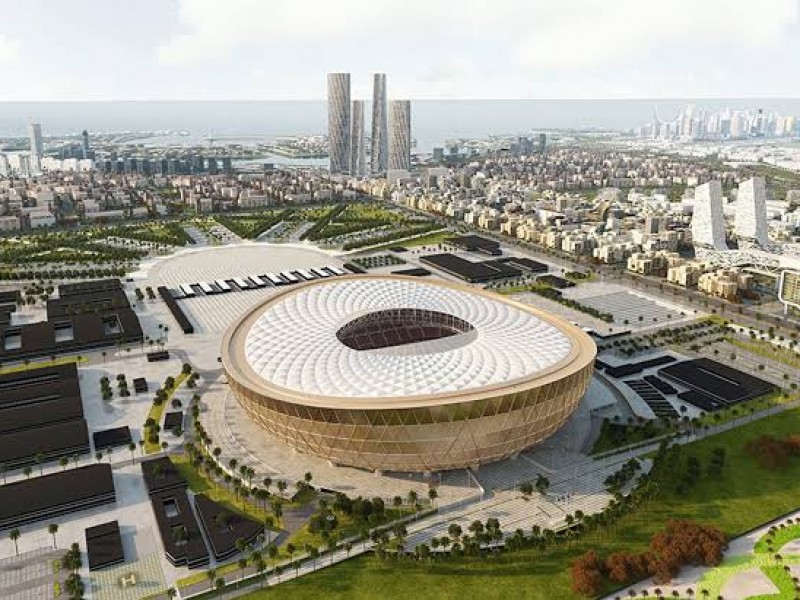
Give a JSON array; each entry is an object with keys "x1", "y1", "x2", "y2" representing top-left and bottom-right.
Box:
[{"x1": 221, "y1": 276, "x2": 596, "y2": 472}]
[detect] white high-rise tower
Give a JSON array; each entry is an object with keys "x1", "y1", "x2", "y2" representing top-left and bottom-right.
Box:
[
  {"x1": 735, "y1": 177, "x2": 769, "y2": 248},
  {"x1": 388, "y1": 100, "x2": 411, "y2": 172},
  {"x1": 327, "y1": 73, "x2": 351, "y2": 174},
  {"x1": 692, "y1": 180, "x2": 728, "y2": 250},
  {"x1": 29, "y1": 123, "x2": 44, "y2": 174},
  {"x1": 370, "y1": 73, "x2": 388, "y2": 174},
  {"x1": 350, "y1": 100, "x2": 366, "y2": 177}
]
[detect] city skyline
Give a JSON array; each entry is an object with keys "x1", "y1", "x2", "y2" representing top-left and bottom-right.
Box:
[{"x1": 0, "y1": 0, "x2": 799, "y2": 101}]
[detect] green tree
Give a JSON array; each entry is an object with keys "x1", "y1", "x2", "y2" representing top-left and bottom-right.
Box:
[
  {"x1": 10, "y1": 529, "x2": 20, "y2": 555},
  {"x1": 48, "y1": 523, "x2": 59, "y2": 549}
]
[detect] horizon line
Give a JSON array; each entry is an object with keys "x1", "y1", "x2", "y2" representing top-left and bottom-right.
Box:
[{"x1": 2, "y1": 96, "x2": 800, "y2": 104}]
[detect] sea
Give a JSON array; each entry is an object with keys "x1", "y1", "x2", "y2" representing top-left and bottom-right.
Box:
[{"x1": 1, "y1": 99, "x2": 800, "y2": 155}]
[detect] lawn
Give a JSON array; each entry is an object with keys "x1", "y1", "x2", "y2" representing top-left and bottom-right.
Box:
[
  {"x1": 239, "y1": 407, "x2": 800, "y2": 600},
  {"x1": 728, "y1": 336, "x2": 800, "y2": 370},
  {"x1": 170, "y1": 453, "x2": 279, "y2": 527},
  {"x1": 143, "y1": 372, "x2": 187, "y2": 453},
  {"x1": 365, "y1": 229, "x2": 453, "y2": 252}
]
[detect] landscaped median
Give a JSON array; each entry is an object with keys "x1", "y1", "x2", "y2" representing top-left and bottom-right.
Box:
[{"x1": 143, "y1": 371, "x2": 188, "y2": 453}]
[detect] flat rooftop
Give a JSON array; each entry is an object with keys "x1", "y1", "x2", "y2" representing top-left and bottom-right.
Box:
[
  {"x1": 0, "y1": 464, "x2": 116, "y2": 530},
  {"x1": 86, "y1": 520, "x2": 125, "y2": 571}
]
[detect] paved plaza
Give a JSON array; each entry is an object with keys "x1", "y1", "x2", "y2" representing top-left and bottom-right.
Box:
[
  {"x1": 91, "y1": 552, "x2": 167, "y2": 600},
  {"x1": 563, "y1": 282, "x2": 689, "y2": 327},
  {"x1": 143, "y1": 243, "x2": 340, "y2": 289},
  {"x1": 0, "y1": 547, "x2": 62, "y2": 600}
]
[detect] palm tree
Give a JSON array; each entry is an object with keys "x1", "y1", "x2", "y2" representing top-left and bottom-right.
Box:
[
  {"x1": 207, "y1": 568, "x2": 216, "y2": 591},
  {"x1": 48, "y1": 524, "x2": 59, "y2": 549},
  {"x1": 237, "y1": 557, "x2": 248, "y2": 586},
  {"x1": 286, "y1": 542, "x2": 296, "y2": 566},
  {"x1": 264, "y1": 515, "x2": 274, "y2": 545},
  {"x1": 267, "y1": 542, "x2": 279, "y2": 575},
  {"x1": 277, "y1": 480, "x2": 288, "y2": 496},
  {"x1": 59, "y1": 457, "x2": 69, "y2": 471},
  {"x1": 255, "y1": 558, "x2": 267, "y2": 589},
  {"x1": 35, "y1": 453, "x2": 44, "y2": 476},
  {"x1": 428, "y1": 487, "x2": 438, "y2": 507},
  {"x1": 10, "y1": 529, "x2": 20, "y2": 555},
  {"x1": 166, "y1": 588, "x2": 177, "y2": 599},
  {"x1": 23, "y1": 466, "x2": 32, "y2": 479}
]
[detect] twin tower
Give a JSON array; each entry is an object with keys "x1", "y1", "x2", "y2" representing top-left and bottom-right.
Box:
[
  {"x1": 692, "y1": 177, "x2": 770, "y2": 251},
  {"x1": 327, "y1": 73, "x2": 411, "y2": 176}
]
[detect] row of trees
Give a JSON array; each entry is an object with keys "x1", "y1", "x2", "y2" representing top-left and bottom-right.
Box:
[{"x1": 0, "y1": 266, "x2": 128, "y2": 281}]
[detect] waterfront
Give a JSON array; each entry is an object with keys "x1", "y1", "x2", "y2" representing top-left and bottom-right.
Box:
[{"x1": 4, "y1": 99, "x2": 800, "y2": 153}]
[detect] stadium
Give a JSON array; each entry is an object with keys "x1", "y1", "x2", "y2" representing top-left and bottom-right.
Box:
[{"x1": 221, "y1": 276, "x2": 596, "y2": 472}]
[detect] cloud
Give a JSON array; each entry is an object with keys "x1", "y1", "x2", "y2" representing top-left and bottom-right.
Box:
[
  {"x1": 153, "y1": 0, "x2": 800, "y2": 98},
  {"x1": 0, "y1": 35, "x2": 20, "y2": 63}
]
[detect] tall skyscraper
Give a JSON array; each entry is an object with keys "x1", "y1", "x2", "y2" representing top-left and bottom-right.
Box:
[
  {"x1": 692, "y1": 180, "x2": 728, "y2": 250},
  {"x1": 327, "y1": 73, "x2": 351, "y2": 174},
  {"x1": 29, "y1": 123, "x2": 44, "y2": 173},
  {"x1": 350, "y1": 100, "x2": 366, "y2": 177},
  {"x1": 370, "y1": 73, "x2": 388, "y2": 174},
  {"x1": 735, "y1": 177, "x2": 769, "y2": 248},
  {"x1": 81, "y1": 130, "x2": 90, "y2": 159},
  {"x1": 388, "y1": 100, "x2": 411, "y2": 172}
]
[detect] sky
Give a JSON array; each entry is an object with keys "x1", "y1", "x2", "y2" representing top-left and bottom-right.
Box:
[{"x1": 0, "y1": 0, "x2": 799, "y2": 101}]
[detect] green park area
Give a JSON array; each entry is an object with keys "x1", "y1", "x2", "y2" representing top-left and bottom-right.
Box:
[
  {"x1": 237, "y1": 407, "x2": 800, "y2": 599},
  {"x1": 213, "y1": 210, "x2": 290, "y2": 239},
  {"x1": 142, "y1": 371, "x2": 188, "y2": 453},
  {"x1": 359, "y1": 228, "x2": 452, "y2": 253}
]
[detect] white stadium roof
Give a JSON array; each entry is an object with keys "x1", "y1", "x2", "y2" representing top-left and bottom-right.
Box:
[{"x1": 242, "y1": 278, "x2": 574, "y2": 399}]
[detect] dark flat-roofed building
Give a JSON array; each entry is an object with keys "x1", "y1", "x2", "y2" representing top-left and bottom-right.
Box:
[
  {"x1": 86, "y1": 520, "x2": 125, "y2": 571},
  {"x1": 605, "y1": 355, "x2": 676, "y2": 379},
  {"x1": 499, "y1": 257, "x2": 548, "y2": 274},
  {"x1": 0, "y1": 464, "x2": 115, "y2": 530},
  {"x1": 447, "y1": 235, "x2": 501, "y2": 255},
  {"x1": 480, "y1": 260, "x2": 523, "y2": 279},
  {"x1": 163, "y1": 412, "x2": 183, "y2": 432},
  {"x1": 0, "y1": 290, "x2": 22, "y2": 306},
  {"x1": 141, "y1": 457, "x2": 209, "y2": 568},
  {"x1": 157, "y1": 286, "x2": 195, "y2": 334},
  {"x1": 0, "y1": 419, "x2": 90, "y2": 468},
  {"x1": 660, "y1": 358, "x2": 777, "y2": 405},
  {"x1": 0, "y1": 363, "x2": 90, "y2": 467},
  {"x1": 93, "y1": 426, "x2": 133, "y2": 452},
  {"x1": 0, "y1": 279, "x2": 143, "y2": 363},
  {"x1": 391, "y1": 267, "x2": 432, "y2": 277},
  {"x1": 147, "y1": 350, "x2": 170, "y2": 362},
  {"x1": 0, "y1": 363, "x2": 83, "y2": 435},
  {"x1": 133, "y1": 377, "x2": 148, "y2": 394},
  {"x1": 420, "y1": 253, "x2": 509, "y2": 283},
  {"x1": 150, "y1": 490, "x2": 209, "y2": 568},
  {"x1": 194, "y1": 494, "x2": 263, "y2": 561}
]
